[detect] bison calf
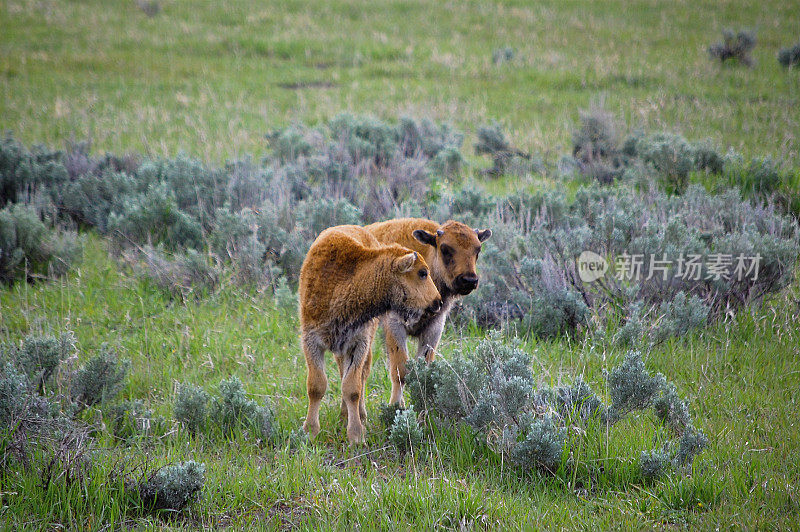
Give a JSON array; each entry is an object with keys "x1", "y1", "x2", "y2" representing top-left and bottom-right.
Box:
[
  {"x1": 365, "y1": 218, "x2": 491, "y2": 405},
  {"x1": 299, "y1": 225, "x2": 442, "y2": 443}
]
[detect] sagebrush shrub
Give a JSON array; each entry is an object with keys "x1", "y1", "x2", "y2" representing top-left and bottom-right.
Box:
[
  {"x1": 651, "y1": 292, "x2": 709, "y2": 344},
  {"x1": 510, "y1": 416, "x2": 566, "y2": 473},
  {"x1": 674, "y1": 426, "x2": 709, "y2": 469},
  {"x1": 549, "y1": 376, "x2": 605, "y2": 424},
  {"x1": 174, "y1": 383, "x2": 210, "y2": 435},
  {"x1": 0, "y1": 133, "x2": 68, "y2": 207},
  {"x1": 137, "y1": 461, "x2": 205, "y2": 511},
  {"x1": 130, "y1": 246, "x2": 219, "y2": 299},
  {"x1": 295, "y1": 196, "x2": 363, "y2": 239},
  {"x1": 724, "y1": 156, "x2": 788, "y2": 197},
  {"x1": 329, "y1": 113, "x2": 399, "y2": 167},
  {"x1": 71, "y1": 345, "x2": 129, "y2": 410},
  {"x1": 16, "y1": 331, "x2": 76, "y2": 393},
  {"x1": 492, "y1": 47, "x2": 515, "y2": 65},
  {"x1": 0, "y1": 202, "x2": 80, "y2": 284},
  {"x1": 109, "y1": 399, "x2": 159, "y2": 440},
  {"x1": 378, "y1": 402, "x2": 406, "y2": 430},
  {"x1": 692, "y1": 143, "x2": 725, "y2": 175},
  {"x1": 0, "y1": 362, "x2": 35, "y2": 426},
  {"x1": 709, "y1": 29, "x2": 756, "y2": 66},
  {"x1": 635, "y1": 133, "x2": 696, "y2": 194},
  {"x1": 61, "y1": 170, "x2": 136, "y2": 231},
  {"x1": 403, "y1": 339, "x2": 706, "y2": 480},
  {"x1": 572, "y1": 106, "x2": 625, "y2": 184},
  {"x1": 462, "y1": 182, "x2": 798, "y2": 341},
  {"x1": 398, "y1": 117, "x2": 463, "y2": 160},
  {"x1": 267, "y1": 127, "x2": 313, "y2": 163},
  {"x1": 388, "y1": 405, "x2": 424, "y2": 455},
  {"x1": 208, "y1": 376, "x2": 274, "y2": 441},
  {"x1": 614, "y1": 301, "x2": 646, "y2": 347},
  {"x1": 654, "y1": 381, "x2": 691, "y2": 436},
  {"x1": 778, "y1": 42, "x2": 800, "y2": 68},
  {"x1": 640, "y1": 448, "x2": 671, "y2": 480},
  {"x1": 474, "y1": 123, "x2": 529, "y2": 177},
  {"x1": 108, "y1": 183, "x2": 203, "y2": 251},
  {"x1": 606, "y1": 351, "x2": 665, "y2": 421}
]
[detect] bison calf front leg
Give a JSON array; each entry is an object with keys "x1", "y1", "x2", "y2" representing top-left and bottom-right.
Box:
[
  {"x1": 416, "y1": 306, "x2": 448, "y2": 363},
  {"x1": 385, "y1": 316, "x2": 409, "y2": 405}
]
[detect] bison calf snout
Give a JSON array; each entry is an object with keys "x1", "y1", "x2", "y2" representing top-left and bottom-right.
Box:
[
  {"x1": 455, "y1": 273, "x2": 479, "y2": 294},
  {"x1": 428, "y1": 298, "x2": 443, "y2": 313}
]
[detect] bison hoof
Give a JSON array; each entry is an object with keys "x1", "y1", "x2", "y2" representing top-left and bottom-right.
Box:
[
  {"x1": 346, "y1": 426, "x2": 365, "y2": 445},
  {"x1": 303, "y1": 420, "x2": 320, "y2": 438}
]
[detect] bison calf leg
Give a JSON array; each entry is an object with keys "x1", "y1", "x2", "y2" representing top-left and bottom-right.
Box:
[
  {"x1": 385, "y1": 316, "x2": 409, "y2": 405},
  {"x1": 341, "y1": 337, "x2": 370, "y2": 444},
  {"x1": 415, "y1": 307, "x2": 448, "y2": 363},
  {"x1": 302, "y1": 335, "x2": 327, "y2": 438},
  {"x1": 360, "y1": 326, "x2": 375, "y2": 423},
  {"x1": 334, "y1": 354, "x2": 348, "y2": 421}
]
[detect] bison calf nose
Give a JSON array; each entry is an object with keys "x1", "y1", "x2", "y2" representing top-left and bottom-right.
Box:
[
  {"x1": 455, "y1": 273, "x2": 479, "y2": 294},
  {"x1": 428, "y1": 298, "x2": 443, "y2": 313}
]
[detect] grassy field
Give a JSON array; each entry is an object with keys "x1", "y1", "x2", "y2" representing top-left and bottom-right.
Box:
[
  {"x1": 2, "y1": 0, "x2": 800, "y2": 529},
  {"x1": 2, "y1": 0, "x2": 799, "y2": 165},
  {"x1": 2, "y1": 236, "x2": 799, "y2": 529}
]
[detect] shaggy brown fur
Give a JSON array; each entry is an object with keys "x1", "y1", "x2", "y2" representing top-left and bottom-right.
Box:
[
  {"x1": 365, "y1": 218, "x2": 491, "y2": 404},
  {"x1": 299, "y1": 224, "x2": 441, "y2": 443}
]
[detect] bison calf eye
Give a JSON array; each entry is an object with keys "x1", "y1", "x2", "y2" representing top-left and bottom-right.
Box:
[
  {"x1": 418, "y1": 269, "x2": 428, "y2": 280},
  {"x1": 441, "y1": 245, "x2": 453, "y2": 258}
]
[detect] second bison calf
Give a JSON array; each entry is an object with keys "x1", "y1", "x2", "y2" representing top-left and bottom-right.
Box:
[{"x1": 299, "y1": 225, "x2": 442, "y2": 444}]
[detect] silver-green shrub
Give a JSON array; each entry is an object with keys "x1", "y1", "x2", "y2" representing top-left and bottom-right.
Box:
[
  {"x1": 109, "y1": 399, "x2": 160, "y2": 441},
  {"x1": 208, "y1": 376, "x2": 274, "y2": 441},
  {"x1": 674, "y1": 426, "x2": 709, "y2": 469},
  {"x1": 640, "y1": 448, "x2": 671, "y2": 480},
  {"x1": 108, "y1": 183, "x2": 203, "y2": 251},
  {"x1": 71, "y1": 345, "x2": 129, "y2": 410},
  {"x1": 403, "y1": 336, "x2": 706, "y2": 480},
  {"x1": 549, "y1": 376, "x2": 605, "y2": 424},
  {"x1": 137, "y1": 461, "x2": 205, "y2": 511},
  {"x1": 651, "y1": 292, "x2": 709, "y2": 344},
  {"x1": 379, "y1": 402, "x2": 406, "y2": 431},
  {"x1": 606, "y1": 351, "x2": 665, "y2": 422},
  {"x1": 709, "y1": 29, "x2": 756, "y2": 67},
  {"x1": 174, "y1": 383, "x2": 210, "y2": 435},
  {"x1": 654, "y1": 382, "x2": 691, "y2": 436},
  {"x1": 0, "y1": 203, "x2": 80, "y2": 284},
  {"x1": 131, "y1": 246, "x2": 219, "y2": 299},
  {"x1": 510, "y1": 415, "x2": 566, "y2": 473},
  {"x1": 474, "y1": 122, "x2": 529, "y2": 177},
  {"x1": 461, "y1": 182, "x2": 798, "y2": 342},
  {"x1": 778, "y1": 42, "x2": 800, "y2": 68},
  {"x1": 16, "y1": 331, "x2": 75, "y2": 393},
  {"x1": 388, "y1": 405, "x2": 423, "y2": 455}
]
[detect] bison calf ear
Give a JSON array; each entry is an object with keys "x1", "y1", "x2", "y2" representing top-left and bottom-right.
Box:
[
  {"x1": 412, "y1": 229, "x2": 437, "y2": 247},
  {"x1": 476, "y1": 229, "x2": 492, "y2": 242},
  {"x1": 393, "y1": 251, "x2": 418, "y2": 274}
]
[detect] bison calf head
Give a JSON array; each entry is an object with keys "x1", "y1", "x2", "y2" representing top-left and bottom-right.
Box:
[
  {"x1": 391, "y1": 250, "x2": 442, "y2": 322},
  {"x1": 413, "y1": 220, "x2": 492, "y2": 296}
]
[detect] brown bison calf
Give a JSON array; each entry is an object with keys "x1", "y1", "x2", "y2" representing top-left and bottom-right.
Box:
[
  {"x1": 299, "y1": 225, "x2": 442, "y2": 443},
  {"x1": 365, "y1": 218, "x2": 491, "y2": 404}
]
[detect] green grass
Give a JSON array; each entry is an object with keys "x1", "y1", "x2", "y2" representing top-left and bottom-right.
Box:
[
  {"x1": 1, "y1": 235, "x2": 799, "y2": 529},
  {"x1": 2, "y1": 0, "x2": 800, "y2": 528},
  {"x1": 1, "y1": 0, "x2": 799, "y2": 165}
]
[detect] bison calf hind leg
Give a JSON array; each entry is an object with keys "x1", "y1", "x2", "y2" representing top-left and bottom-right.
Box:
[
  {"x1": 302, "y1": 335, "x2": 327, "y2": 437},
  {"x1": 341, "y1": 335, "x2": 371, "y2": 444}
]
